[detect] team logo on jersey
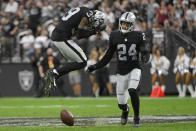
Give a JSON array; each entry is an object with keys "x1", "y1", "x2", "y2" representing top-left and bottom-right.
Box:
[{"x1": 18, "y1": 70, "x2": 34, "y2": 92}]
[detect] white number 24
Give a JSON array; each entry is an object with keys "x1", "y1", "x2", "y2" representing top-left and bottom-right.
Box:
[{"x1": 117, "y1": 44, "x2": 137, "y2": 61}]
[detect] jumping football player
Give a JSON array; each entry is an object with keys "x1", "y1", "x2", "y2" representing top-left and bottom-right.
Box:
[
  {"x1": 87, "y1": 12, "x2": 150, "y2": 127},
  {"x1": 44, "y1": 7, "x2": 106, "y2": 92}
]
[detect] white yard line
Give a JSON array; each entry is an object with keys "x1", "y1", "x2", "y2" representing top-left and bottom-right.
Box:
[
  {"x1": 0, "y1": 115, "x2": 196, "y2": 126},
  {"x1": 0, "y1": 105, "x2": 110, "y2": 109}
]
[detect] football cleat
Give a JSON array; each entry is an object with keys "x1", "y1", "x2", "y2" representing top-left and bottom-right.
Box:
[
  {"x1": 134, "y1": 116, "x2": 141, "y2": 127},
  {"x1": 44, "y1": 69, "x2": 58, "y2": 96},
  {"x1": 121, "y1": 105, "x2": 130, "y2": 125}
]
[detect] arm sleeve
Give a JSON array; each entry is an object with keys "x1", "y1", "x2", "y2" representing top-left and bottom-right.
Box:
[
  {"x1": 93, "y1": 34, "x2": 116, "y2": 70},
  {"x1": 140, "y1": 32, "x2": 150, "y2": 63},
  {"x1": 75, "y1": 28, "x2": 96, "y2": 39}
]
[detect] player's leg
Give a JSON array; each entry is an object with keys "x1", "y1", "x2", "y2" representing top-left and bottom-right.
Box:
[
  {"x1": 185, "y1": 72, "x2": 194, "y2": 97},
  {"x1": 127, "y1": 68, "x2": 141, "y2": 127},
  {"x1": 54, "y1": 40, "x2": 87, "y2": 76},
  {"x1": 175, "y1": 73, "x2": 182, "y2": 97},
  {"x1": 116, "y1": 74, "x2": 130, "y2": 125},
  {"x1": 45, "y1": 40, "x2": 87, "y2": 89}
]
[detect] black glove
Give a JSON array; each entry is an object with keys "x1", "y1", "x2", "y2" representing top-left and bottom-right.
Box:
[
  {"x1": 87, "y1": 65, "x2": 97, "y2": 72},
  {"x1": 95, "y1": 24, "x2": 106, "y2": 34},
  {"x1": 141, "y1": 52, "x2": 150, "y2": 64}
]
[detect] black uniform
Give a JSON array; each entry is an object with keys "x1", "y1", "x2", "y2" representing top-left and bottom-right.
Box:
[
  {"x1": 51, "y1": 7, "x2": 95, "y2": 41},
  {"x1": 93, "y1": 31, "x2": 148, "y2": 75}
]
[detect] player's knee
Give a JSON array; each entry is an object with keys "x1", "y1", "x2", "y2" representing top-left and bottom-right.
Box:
[
  {"x1": 128, "y1": 88, "x2": 137, "y2": 96},
  {"x1": 118, "y1": 104, "x2": 128, "y2": 111}
]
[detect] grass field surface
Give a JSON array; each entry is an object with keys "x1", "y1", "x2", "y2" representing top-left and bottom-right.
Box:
[{"x1": 0, "y1": 97, "x2": 196, "y2": 130}]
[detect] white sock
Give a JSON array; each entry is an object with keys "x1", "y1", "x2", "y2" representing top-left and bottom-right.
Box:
[
  {"x1": 187, "y1": 85, "x2": 194, "y2": 97},
  {"x1": 176, "y1": 84, "x2": 182, "y2": 96}
]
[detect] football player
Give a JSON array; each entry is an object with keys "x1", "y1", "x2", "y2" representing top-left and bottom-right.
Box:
[
  {"x1": 44, "y1": 7, "x2": 106, "y2": 93},
  {"x1": 87, "y1": 12, "x2": 150, "y2": 127}
]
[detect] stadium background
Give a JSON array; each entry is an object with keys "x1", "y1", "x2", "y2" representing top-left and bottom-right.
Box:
[
  {"x1": 1, "y1": 0, "x2": 196, "y2": 96},
  {"x1": 0, "y1": 0, "x2": 196, "y2": 131}
]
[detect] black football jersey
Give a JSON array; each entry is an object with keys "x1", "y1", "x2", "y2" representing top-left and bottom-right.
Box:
[
  {"x1": 110, "y1": 31, "x2": 146, "y2": 75},
  {"x1": 51, "y1": 7, "x2": 93, "y2": 41},
  {"x1": 94, "y1": 31, "x2": 147, "y2": 75}
]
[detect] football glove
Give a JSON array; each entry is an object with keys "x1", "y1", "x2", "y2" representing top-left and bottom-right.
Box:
[
  {"x1": 141, "y1": 52, "x2": 150, "y2": 64},
  {"x1": 95, "y1": 24, "x2": 106, "y2": 34},
  {"x1": 87, "y1": 65, "x2": 97, "y2": 72}
]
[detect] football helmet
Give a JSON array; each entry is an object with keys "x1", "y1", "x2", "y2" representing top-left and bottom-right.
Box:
[
  {"x1": 119, "y1": 12, "x2": 136, "y2": 33},
  {"x1": 89, "y1": 10, "x2": 106, "y2": 29}
]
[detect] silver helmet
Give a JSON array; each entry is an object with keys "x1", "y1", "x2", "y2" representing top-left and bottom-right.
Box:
[
  {"x1": 89, "y1": 10, "x2": 106, "y2": 29},
  {"x1": 119, "y1": 12, "x2": 136, "y2": 33}
]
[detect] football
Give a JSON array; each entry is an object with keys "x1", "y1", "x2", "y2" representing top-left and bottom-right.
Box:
[{"x1": 60, "y1": 109, "x2": 74, "y2": 126}]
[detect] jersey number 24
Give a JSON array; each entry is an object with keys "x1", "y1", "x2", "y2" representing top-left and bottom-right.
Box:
[{"x1": 117, "y1": 44, "x2": 137, "y2": 61}]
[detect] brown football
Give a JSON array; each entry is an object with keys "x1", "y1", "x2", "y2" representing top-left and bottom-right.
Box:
[{"x1": 60, "y1": 109, "x2": 74, "y2": 126}]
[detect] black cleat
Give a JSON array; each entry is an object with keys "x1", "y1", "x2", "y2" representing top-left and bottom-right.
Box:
[
  {"x1": 134, "y1": 116, "x2": 141, "y2": 127},
  {"x1": 121, "y1": 105, "x2": 130, "y2": 125},
  {"x1": 44, "y1": 69, "x2": 58, "y2": 96}
]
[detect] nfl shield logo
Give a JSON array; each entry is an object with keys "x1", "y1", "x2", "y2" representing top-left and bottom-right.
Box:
[{"x1": 18, "y1": 70, "x2": 34, "y2": 92}]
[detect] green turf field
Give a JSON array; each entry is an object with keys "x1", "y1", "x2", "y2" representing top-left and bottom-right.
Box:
[{"x1": 0, "y1": 97, "x2": 196, "y2": 131}]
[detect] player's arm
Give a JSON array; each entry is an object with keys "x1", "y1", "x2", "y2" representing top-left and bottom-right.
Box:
[
  {"x1": 88, "y1": 44, "x2": 116, "y2": 72},
  {"x1": 76, "y1": 17, "x2": 105, "y2": 39},
  {"x1": 75, "y1": 17, "x2": 96, "y2": 39},
  {"x1": 140, "y1": 32, "x2": 150, "y2": 64}
]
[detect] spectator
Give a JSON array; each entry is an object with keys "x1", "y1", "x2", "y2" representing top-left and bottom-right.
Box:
[
  {"x1": 173, "y1": 0, "x2": 186, "y2": 21},
  {"x1": 173, "y1": 47, "x2": 190, "y2": 97},
  {"x1": 147, "y1": 0, "x2": 159, "y2": 28},
  {"x1": 87, "y1": 48, "x2": 99, "y2": 97},
  {"x1": 40, "y1": 0, "x2": 53, "y2": 23},
  {"x1": 150, "y1": 48, "x2": 170, "y2": 93},
  {"x1": 38, "y1": 48, "x2": 67, "y2": 96},
  {"x1": 0, "y1": 17, "x2": 18, "y2": 62},
  {"x1": 156, "y1": 1, "x2": 170, "y2": 27},
  {"x1": 68, "y1": 70, "x2": 82, "y2": 97},
  {"x1": 104, "y1": 7, "x2": 115, "y2": 25},
  {"x1": 19, "y1": 30, "x2": 35, "y2": 58},
  {"x1": 31, "y1": 44, "x2": 43, "y2": 97},
  {"x1": 187, "y1": 49, "x2": 196, "y2": 98},
  {"x1": 35, "y1": 30, "x2": 50, "y2": 49},
  {"x1": 186, "y1": 4, "x2": 196, "y2": 22},
  {"x1": 28, "y1": 2, "x2": 41, "y2": 35},
  {"x1": 4, "y1": 0, "x2": 19, "y2": 13},
  {"x1": 95, "y1": 46, "x2": 113, "y2": 96}
]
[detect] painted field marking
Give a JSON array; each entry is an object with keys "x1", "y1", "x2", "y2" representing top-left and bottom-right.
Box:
[{"x1": 0, "y1": 105, "x2": 110, "y2": 109}]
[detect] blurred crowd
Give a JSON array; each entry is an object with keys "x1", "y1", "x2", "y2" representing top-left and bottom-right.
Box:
[
  {"x1": 0, "y1": 0, "x2": 196, "y2": 62},
  {"x1": 1, "y1": 0, "x2": 196, "y2": 97}
]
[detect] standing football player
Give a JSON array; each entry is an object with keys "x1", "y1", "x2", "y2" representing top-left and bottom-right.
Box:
[
  {"x1": 44, "y1": 7, "x2": 106, "y2": 92},
  {"x1": 87, "y1": 12, "x2": 150, "y2": 127}
]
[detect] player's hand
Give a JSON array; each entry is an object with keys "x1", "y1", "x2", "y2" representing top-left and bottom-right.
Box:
[
  {"x1": 141, "y1": 52, "x2": 150, "y2": 64},
  {"x1": 87, "y1": 65, "x2": 96, "y2": 72},
  {"x1": 95, "y1": 24, "x2": 106, "y2": 34}
]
